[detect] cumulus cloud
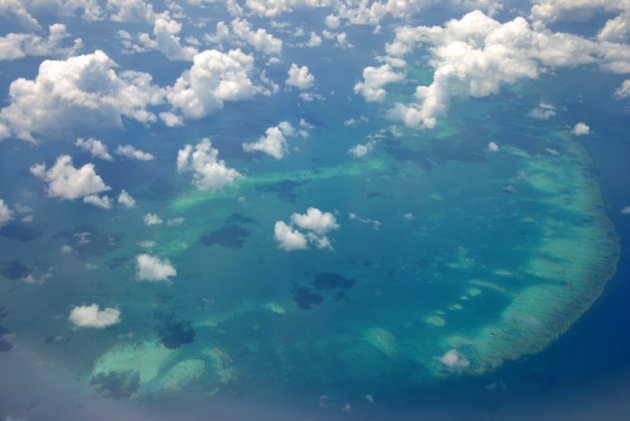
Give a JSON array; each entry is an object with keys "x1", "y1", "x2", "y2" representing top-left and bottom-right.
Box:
[
  {"x1": 572, "y1": 122, "x2": 590, "y2": 135},
  {"x1": 621, "y1": 205, "x2": 630, "y2": 215},
  {"x1": 530, "y1": 0, "x2": 629, "y2": 25},
  {"x1": 597, "y1": 12, "x2": 630, "y2": 43},
  {"x1": 274, "y1": 220, "x2": 308, "y2": 251},
  {"x1": 243, "y1": 121, "x2": 306, "y2": 159},
  {"x1": 286, "y1": 63, "x2": 315, "y2": 90},
  {"x1": 69, "y1": 304, "x2": 121, "y2": 328},
  {"x1": 117, "y1": 190, "x2": 136, "y2": 207},
  {"x1": 83, "y1": 194, "x2": 113, "y2": 209},
  {"x1": 528, "y1": 102, "x2": 556, "y2": 120},
  {"x1": 0, "y1": 23, "x2": 82, "y2": 61},
  {"x1": 274, "y1": 207, "x2": 339, "y2": 251},
  {"x1": 116, "y1": 144, "x2": 155, "y2": 161},
  {"x1": 143, "y1": 213, "x2": 163, "y2": 225},
  {"x1": 0, "y1": 199, "x2": 13, "y2": 227},
  {"x1": 168, "y1": 49, "x2": 261, "y2": 119},
  {"x1": 0, "y1": 50, "x2": 163, "y2": 141},
  {"x1": 614, "y1": 80, "x2": 630, "y2": 98},
  {"x1": 75, "y1": 138, "x2": 113, "y2": 161},
  {"x1": 435, "y1": 349, "x2": 470, "y2": 368},
  {"x1": 177, "y1": 138, "x2": 242, "y2": 191},
  {"x1": 136, "y1": 253, "x2": 176, "y2": 281},
  {"x1": 139, "y1": 16, "x2": 198, "y2": 61},
  {"x1": 107, "y1": 0, "x2": 155, "y2": 23},
  {"x1": 486, "y1": 141, "x2": 499, "y2": 152},
  {"x1": 354, "y1": 64, "x2": 404, "y2": 102},
  {"x1": 385, "y1": 10, "x2": 630, "y2": 129},
  {"x1": 0, "y1": 0, "x2": 103, "y2": 30},
  {"x1": 244, "y1": 0, "x2": 331, "y2": 17},
  {"x1": 348, "y1": 140, "x2": 376, "y2": 157},
  {"x1": 30, "y1": 155, "x2": 112, "y2": 207},
  {"x1": 209, "y1": 18, "x2": 283, "y2": 56}
]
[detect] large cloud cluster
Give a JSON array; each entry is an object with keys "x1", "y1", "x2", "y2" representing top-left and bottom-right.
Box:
[
  {"x1": 177, "y1": 139, "x2": 242, "y2": 191},
  {"x1": 0, "y1": 50, "x2": 162, "y2": 141},
  {"x1": 0, "y1": 24, "x2": 82, "y2": 61},
  {"x1": 383, "y1": 10, "x2": 630, "y2": 128}
]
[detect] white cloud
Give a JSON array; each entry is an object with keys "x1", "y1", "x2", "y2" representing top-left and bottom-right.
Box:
[
  {"x1": 69, "y1": 304, "x2": 121, "y2": 328},
  {"x1": 75, "y1": 138, "x2": 113, "y2": 161},
  {"x1": 306, "y1": 32, "x2": 322, "y2": 47},
  {"x1": 244, "y1": 0, "x2": 331, "y2": 17},
  {"x1": 435, "y1": 349, "x2": 470, "y2": 368},
  {"x1": 286, "y1": 63, "x2": 315, "y2": 90},
  {"x1": 159, "y1": 111, "x2": 184, "y2": 127},
  {"x1": 291, "y1": 207, "x2": 339, "y2": 235},
  {"x1": 614, "y1": 79, "x2": 630, "y2": 98},
  {"x1": 621, "y1": 205, "x2": 630, "y2": 215},
  {"x1": 117, "y1": 190, "x2": 136, "y2": 207},
  {"x1": 0, "y1": 0, "x2": 103, "y2": 30},
  {"x1": 177, "y1": 138, "x2": 242, "y2": 191},
  {"x1": 116, "y1": 144, "x2": 155, "y2": 161},
  {"x1": 136, "y1": 253, "x2": 177, "y2": 282},
  {"x1": 243, "y1": 121, "x2": 303, "y2": 159},
  {"x1": 0, "y1": 50, "x2": 163, "y2": 141},
  {"x1": 139, "y1": 16, "x2": 198, "y2": 61},
  {"x1": 143, "y1": 213, "x2": 163, "y2": 225},
  {"x1": 0, "y1": 23, "x2": 82, "y2": 61},
  {"x1": 354, "y1": 64, "x2": 404, "y2": 102},
  {"x1": 210, "y1": 18, "x2": 283, "y2": 56},
  {"x1": 528, "y1": 102, "x2": 556, "y2": 120},
  {"x1": 83, "y1": 194, "x2": 113, "y2": 209},
  {"x1": 348, "y1": 140, "x2": 376, "y2": 157},
  {"x1": 167, "y1": 217, "x2": 185, "y2": 226},
  {"x1": 530, "y1": 0, "x2": 630, "y2": 24},
  {"x1": 385, "y1": 10, "x2": 630, "y2": 129},
  {"x1": 168, "y1": 49, "x2": 262, "y2": 119},
  {"x1": 597, "y1": 12, "x2": 630, "y2": 43},
  {"x1": 486, "y1": 141, "x2": 499, "y2": 152},
  {"x1": 274, "y1": 221, "x2": 308, "y2": 251},
  {"x1": 572, "y1": 122, "x2": 590, "y2": 135},
  {"x1": 0, "y1": 199, "x2": 13, "y2": 227},
  {"x1": 107, "y1": 0, "x2": 155, "y2": 23},
  {"x1": 30, "y1": 155, "x2": 111, "y2": 206}
]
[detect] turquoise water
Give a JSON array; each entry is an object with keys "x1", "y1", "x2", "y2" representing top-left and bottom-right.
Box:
[{"x1": 1, "y1": 4, "x2": 629, "y2": 420}]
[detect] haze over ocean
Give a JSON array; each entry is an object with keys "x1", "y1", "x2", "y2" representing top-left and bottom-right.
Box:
[{"x1": 1, "y1": 1, "x2": 629, "y2": 420}]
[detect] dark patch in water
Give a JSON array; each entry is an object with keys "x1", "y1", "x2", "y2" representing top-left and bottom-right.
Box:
[
  {"x1": 227, "y1": 213, "x2": 257, "y2": 225},
  {"x1": 105, "y1": 256, "x2": 129, "y2": 269},
  {"x1": 53, "y1": 224, "x2": 122, "y2": 260},
  {"x1": 200, "y1": 225, "x2": 250, "y2": 249},
  {"x1": 256, "y1": 180, "x2": 308, "y2": 203},
  {"x1": 521, "y1": 372, "x2": 561, "y2": 390},
  {"x1": 0, "y1": 260, "x2": 30, "y2": 280},
  {"x1": 0, "y1": 223, "x2": 43, "y2": 242},
  {"x1": 0, "y1": 306, "x2": 7, "y2": 318},
  {"x1": 292, "y1": 286, "x2": 324, "y2": 310},
  {"x1": 134, "y1": 177, "x2": 179, "y2": 201},
  {"x1": 311, "y1": 272, "x2": 355, "y2": 291},
  {"x1": 91, "y1": 370, "x2": 141, "y2": 399},
  {"x1": 366, "y1": 191, "x2": 391, "y2": 200},
  {"x1": 383, "y1": 141, "x2": 434, "y2": 171},
  {"x1": 154, "y1": 312, "x2": 195, "y2": 349}
]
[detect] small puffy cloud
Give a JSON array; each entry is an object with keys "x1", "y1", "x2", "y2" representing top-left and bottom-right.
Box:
[
  {"x1": 0, "y1": 23, "x2": 82, "y2": 61},
  {"x1": 436, "y1": 349, "x2": 470, "y2": 368},
  {"x1": 572, "y1": 122, "x2": 590, "y2": 135},
  {"x1": 83, "y1": 194, "x2": 113, "y2": 209},
  {"x1": 143, "y1": 213, "x2": 163, "y2": 225},
  {"x1": 139, "y1": 16, "x2": 198, "y2": 61},
  {"x1": 75, "y1": 138, "x2": 113, "y2": 161},
  {"x1": 167, "y1": 217, "x2": 185, "y2": 226},
  {"x1": 0, "y1": 50, "x2": 163, "y2": 141},
  {"x1": 107, "y1": 0, "x2": 155, "y2": 23},
  {"x1": 274, "y1": 220, "x2": 308, "y2": 251},
  {"x1": 286, "y1": 63, "x2": 315, "y2": 90},
  {"x1": 354, "y1": 64, "x2": 404, "y2": 102},
  {"x1": 177, "y1": 138, "x2": 242, "y2": 191},
  {"x1": 210, "y1": 18, "x2": 283, "y2": 56},
  {"x1": 528, "y1": 102, "x2": 556, "y2": 120},
  {"x1": 69, "y1": 304, "x2": 121, "y2": 328},
  {"x1": 159, "y1": 111, "x2": 183, "y2": 127},
  {"x1": 486, "y1": 141, "x2": 499, "y2": 152},
  {"x1": 306, "y1": 32, "x2": 322, "y2": 47},
  {"x1": 291, "y1": 207, "x2": 339, "y2": 235},
  {"x1": 621, "y1": 205, "x2": 630, "y2": 215},
  {"x1": 117, "y1": 190, "x2": 136, "y2": 207},
  {"x1": 116, "y1": 145, "x2": 155, "y2": 161},
  {"x1": 0, "y1": 199, "x2": 13, "y2": 227},
  {"x1": 614, "y1": 80, "x2": 630, "y2": 99},
  {"x1": 136, "y1": 253, "x2": 176, "y2": 282},
  {"x1": 30, "y1": 155, "x2": 111, "y2": 207},
  {"x1": 243, "y1": 121, "x2": 303, "y2": 159},
  {"x1": 348, "y1": 139, "x2": 376, "y2": 157},
  {"x1": 168, "y1": 49, "x2": 261, "y2": 119}
]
